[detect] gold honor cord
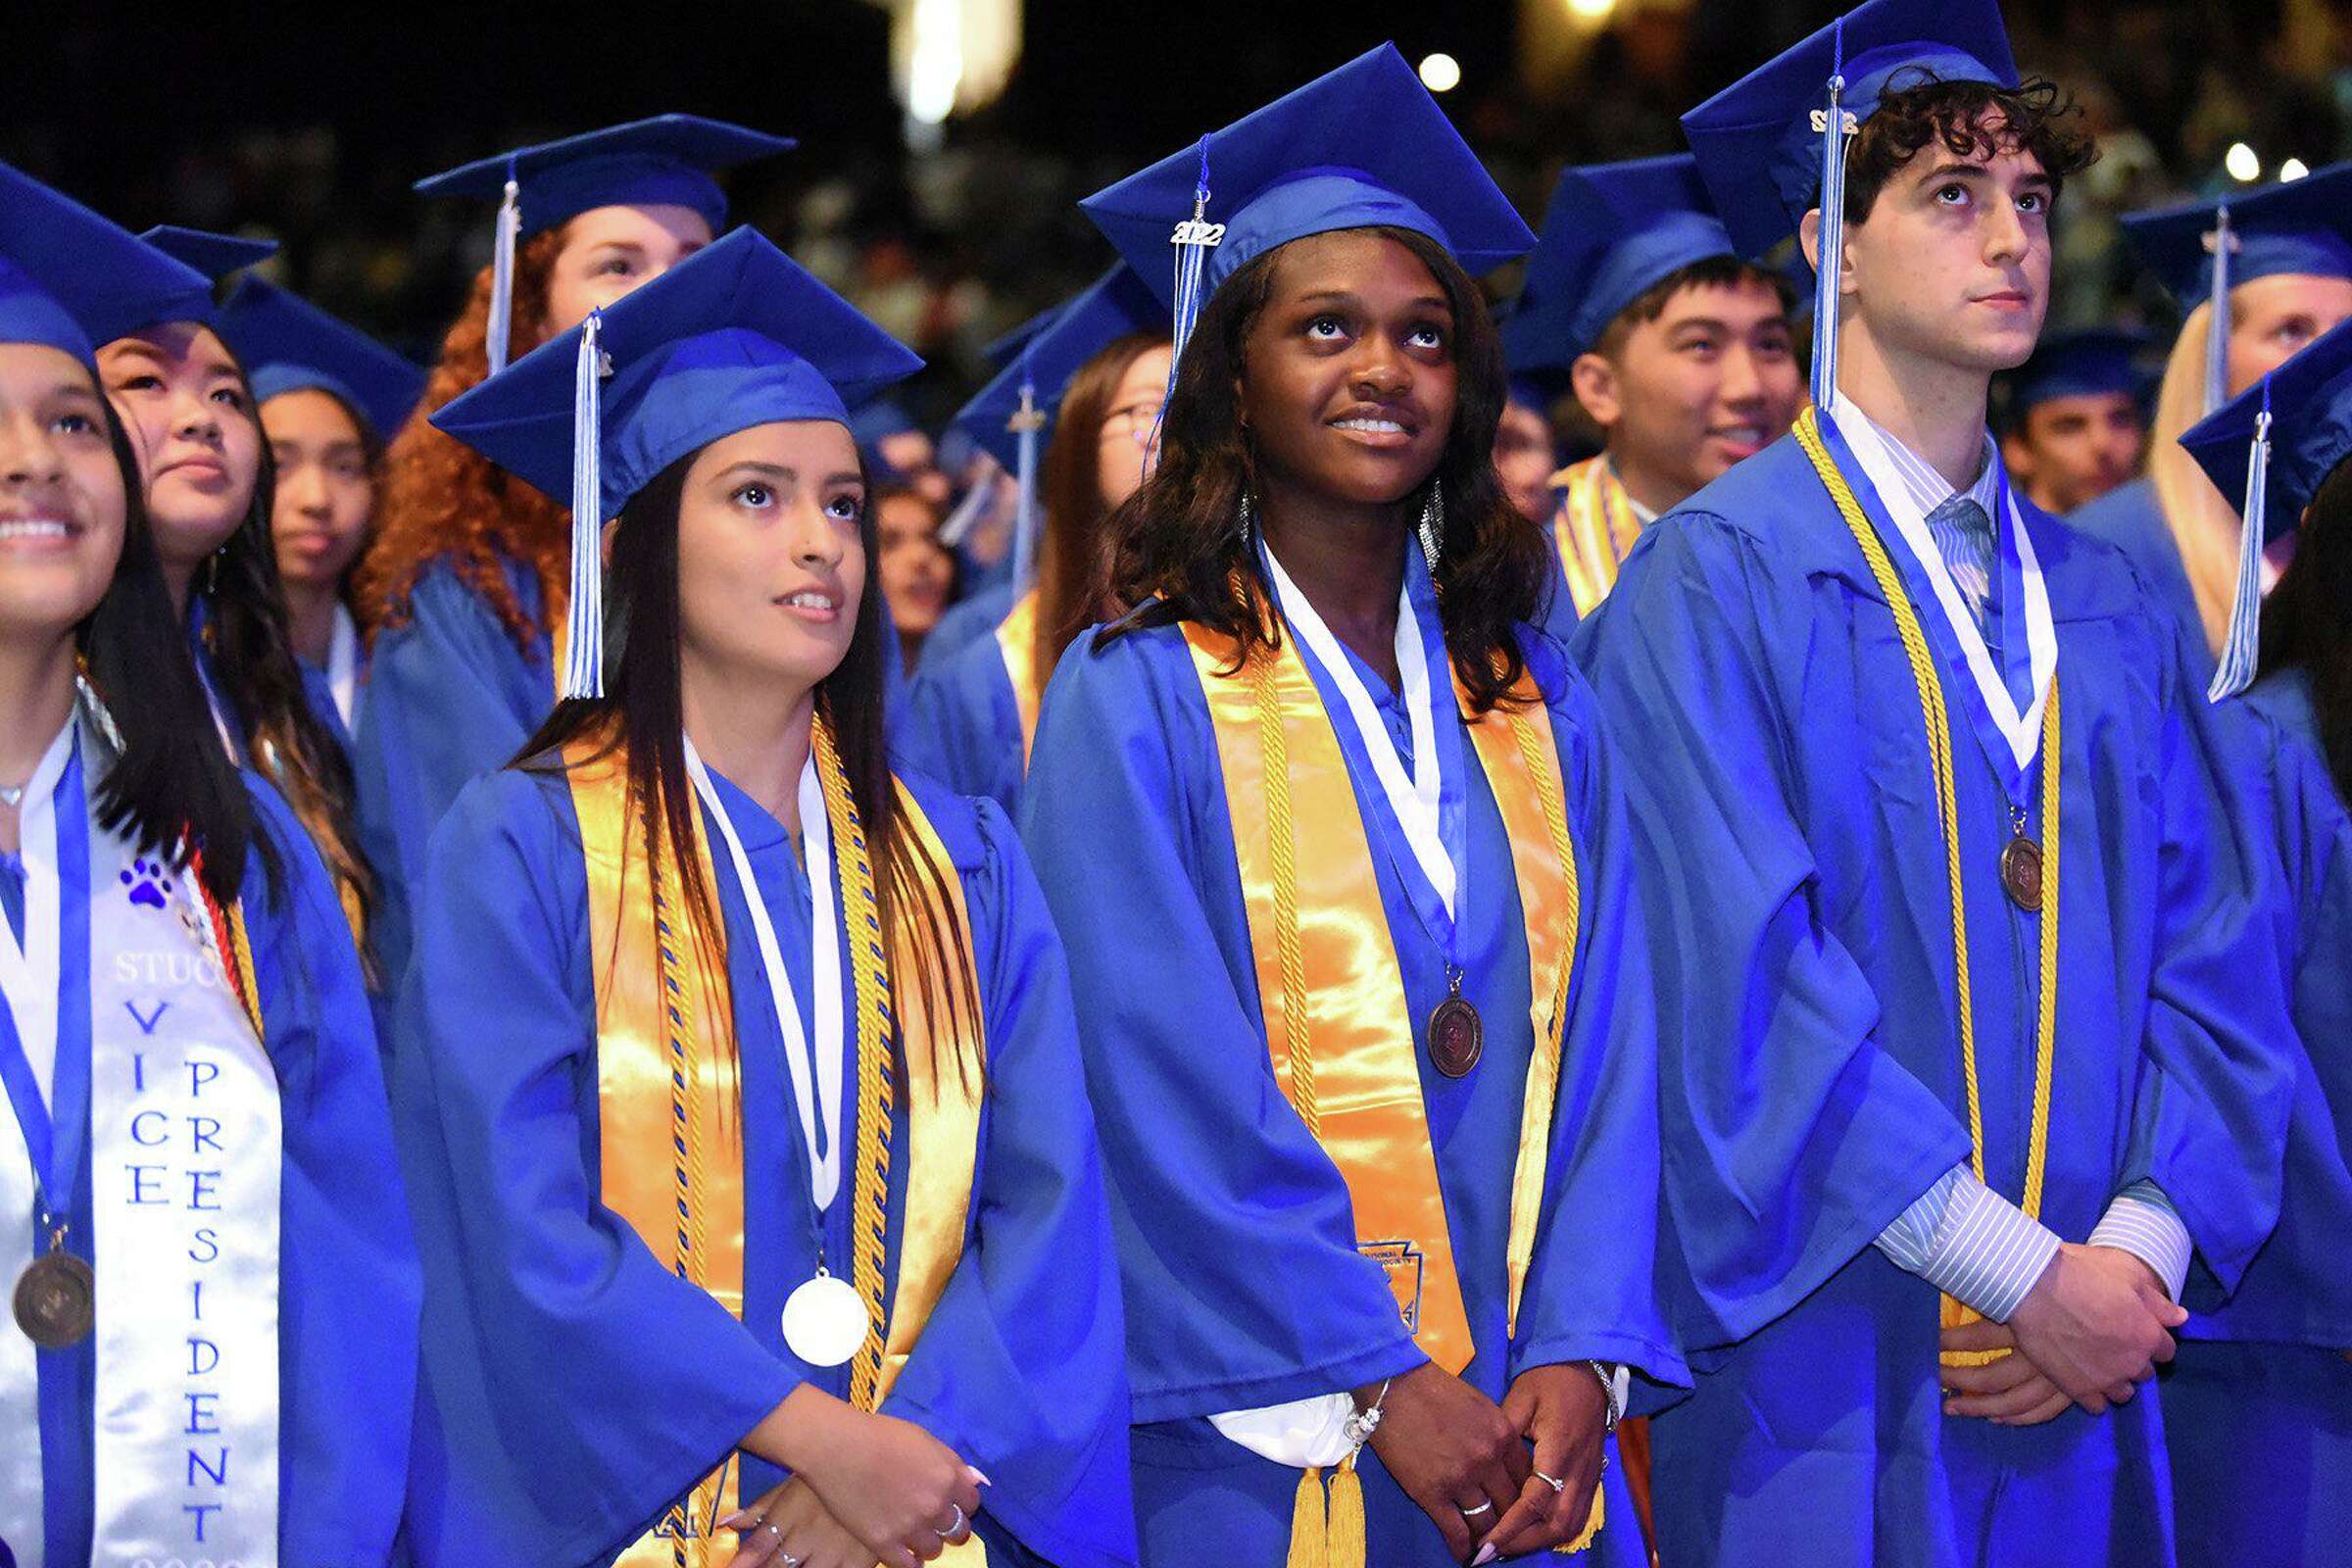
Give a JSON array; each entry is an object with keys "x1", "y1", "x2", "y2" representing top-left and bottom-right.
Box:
[
  {"x1": 191, "y1": 854, "x2": 266, "y2": 1044},
  {"x1": 1792, "y1": 408, "x2": 2061, "y2": 1370}
]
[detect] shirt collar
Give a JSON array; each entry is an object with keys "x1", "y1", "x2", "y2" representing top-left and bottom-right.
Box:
[{"x1": 1836, "y1": 397, "x2": 2003, "y2": 518}]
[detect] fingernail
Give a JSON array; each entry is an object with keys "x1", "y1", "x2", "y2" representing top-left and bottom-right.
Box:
[
  {"x1": 719, "y1": 1511, "x2": 747, "y2": 1529},
  {"x1": 966, "y1": 1466, "x2": 993, "y2": 1487},
  {"x1": 1473, "y1": 1546, "x2": 1498, "y2": 1566}
]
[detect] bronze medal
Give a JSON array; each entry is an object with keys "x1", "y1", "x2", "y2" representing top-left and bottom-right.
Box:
[
  {"x1": 1428, "y1": 993, "x2": 1485, "y2": 1078},
  {"x1": 2000, "y1": 834, "x2": 2043, "y2": 913},
  {"x1": 14, "y1": 1250, "x2": 94, "y2": 1348}
]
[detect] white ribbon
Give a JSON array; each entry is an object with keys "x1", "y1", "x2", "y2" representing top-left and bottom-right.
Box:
[
  {"x1": 683, "y1": 738, "x2": 846, "y2": 1212},
  {"x1": 1260, "y1": 545, "x2": 1456, "y2": 917},
  {"x1": 324, "y1": 603, "x2": 363, "y2": 733},
  {"x1": 1829, "y1": 399, "x2": 2057, "y2": 773}
]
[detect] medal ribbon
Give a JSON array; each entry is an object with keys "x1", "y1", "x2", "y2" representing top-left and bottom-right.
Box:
[
  {"x1": 993, "y1": 588, "x2": 1046, "y2": 764},
  {"x1": 0, "y1": 729, "x2": 88, "y2": 1249},
  {"x1": 1794, "y1": 408, "x2": 2062, "y2": 1368}
]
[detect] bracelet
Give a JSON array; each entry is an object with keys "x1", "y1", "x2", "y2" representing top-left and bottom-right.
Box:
[
  {"x1": 1586, "y1": 1361, "x2": 1625, "y2": 1432},
  {"x1": 1343, "y1": 1378, "x2": 1393, "y2": 1450}
]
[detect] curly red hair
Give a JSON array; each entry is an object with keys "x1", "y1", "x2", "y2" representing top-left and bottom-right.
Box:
[{"x1": 356, "y1": 226, "x2": 571, "y2": 650}]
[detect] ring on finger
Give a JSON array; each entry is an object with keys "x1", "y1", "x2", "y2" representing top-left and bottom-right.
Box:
[
  {"x1": 758, "y1": 1521, "x2": 786, "y2": 1541},
  {"x1": 1461, "y1": 1499, "x2": 1495, "y2": 1518},
  {"x1": 937, "y1": 1501, "x2": 967, "y2": 1538},
  {"x1": 1533, "y1": 1469, "x2": 1567, "y2": 1494}
]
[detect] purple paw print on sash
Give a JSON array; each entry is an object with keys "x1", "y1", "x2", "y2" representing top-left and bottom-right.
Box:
[{"x1": 119, "y1": 857, "x2": 172, "y2": 910}]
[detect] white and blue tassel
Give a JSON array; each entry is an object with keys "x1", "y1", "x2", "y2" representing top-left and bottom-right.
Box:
[
  {"x1": 2201, "y1": 204, "x2": 2238, "y2": 415},
  {"x1": 1810, "y1": 21, "x2": 1854, "y2": 414},
  {"x1": 487, "y1": 156, "x2": 522, "y2": 375},
  {"x1": 1007, "y1": 342, "x2": 1047, "y2": 595},
  {"x1": 2208, "y1": 382, "x2": 2273, "y2": 702},
  {"x1": 561, "y1": 309, "x2": 607, "y2": 701},
  {"x1": 1158, "y1": 134, "x2": 1220, "y2": 461}
]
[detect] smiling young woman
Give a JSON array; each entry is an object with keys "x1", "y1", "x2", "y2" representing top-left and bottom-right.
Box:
[
  {"x1": 1019, "y1": 46, "x2": 1681, "y2": 1568},
  {"x1": 395, "y1": 228, "x2": 1132, "y2": 1568},
  {"x1": 0, "y1": 161, "x2": 416, "y2": 1568}
]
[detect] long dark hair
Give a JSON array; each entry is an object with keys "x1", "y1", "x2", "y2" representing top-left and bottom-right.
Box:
[
  {"x1": 1035, "y1": 329, "x2": 1169, "y2": 695},
  {"x1": 517, "y1": 446, "x2": 986, "y2": 1088},
  {"x1": 80, "y1": 402, "x2": 274, "y2": 907},
  {"x1": 201, "y1": 350, "x2": 375, "y2": 951},
  {"x1": 1098, "y1": 225, "x2": 1550, "y2": 711},
  {"x1": 2259, "y1": 458, "x2": 2352, "y2": 801}
]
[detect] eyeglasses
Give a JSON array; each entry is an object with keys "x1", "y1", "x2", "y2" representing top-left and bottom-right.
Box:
[{"x1": 1102, "y1": 400, "x2": 1166, "y2": 449}]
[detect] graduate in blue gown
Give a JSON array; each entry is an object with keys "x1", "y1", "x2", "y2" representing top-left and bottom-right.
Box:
[
  {"x1": 396, "y1": 227, "x2": 1132, "y2": 1568},
  {"x1": 1573, "y1": 5, "x2": 2300, "y2": 1563},
  {"x1": 1024, "y1": 46, "x2": 1681, "y2": 1567},
  {"x1": 2163, "y1": 325, "x2": 2352, "y2": 1565},
  {"x1": 1991, "y1": 327, "x2": 2150, "y2": 518},
  {"x1": 900, "y1": 266, "x2": 1170, "y2": 812},
  {"x1": 0, "y1": 165, "x2": 416, "y2": 1568},
  {"x1": 354, "y1": 116, "x2": 795, "y2": 987},
  {"x1": 215, "y1": 275, "x2": 427, "y2": 750},
  {"x1": 2068, "y1": 166, "x2": 2352, "y2": 685},
  {"x1": 82, "y1": 224, "x2": 379, "y2": 963}
]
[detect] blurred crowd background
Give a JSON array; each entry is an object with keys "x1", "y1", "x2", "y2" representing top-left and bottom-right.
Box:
[{"x1": 13, "y1": 0, "x2": 2347, "y2": 431}]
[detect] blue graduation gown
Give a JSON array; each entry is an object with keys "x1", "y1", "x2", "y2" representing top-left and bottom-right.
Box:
[
  {"x1": 2163, "y1": 668, "x2": 2352, "y2": 1567},
  {"x1": 1569, "y1": 430, "x2": 2298, "y2": 1568},
  {"x1": 901, "y1": 631, "x2": 1025, "y2": 813},
  {"x1": 1018, "y1": 612, "x2": 1682, "y2": 1567},
  {"x1": 2065, "y1": 476, "x2": 2212, "y2": 686},
  {"x1": 35, "y1": 774, "x2": 419, "y2": 1567},
  {"x1": 920, "y1": 583, "x2": 1018, "y2": 677},
  {"x1": 394, "y1": 760, "x2": 1134, "y2": 1568}
]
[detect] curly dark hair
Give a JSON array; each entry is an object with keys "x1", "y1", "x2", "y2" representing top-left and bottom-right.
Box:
[
  {"x1": 2261, "y1": 458, "x2": 2352, "y2": 802},
  {"x1": 355, "y1": 226, "x2": 569, "y2": 650},
  {"x1": 1098, "y1": 225, "x2": 1551, "y2": 713},
  {"x1": 1843, "y1": 75, "x2": 2097, "y2": 226}
]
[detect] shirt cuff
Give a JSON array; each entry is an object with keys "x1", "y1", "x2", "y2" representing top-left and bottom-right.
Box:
[
  {"x1": 2087, "y1": 1180, "x2": 2193, "y2": 1301},
  {"x1": 1874, "y1": 1163, "x2": 2062, "y2": 1323}
]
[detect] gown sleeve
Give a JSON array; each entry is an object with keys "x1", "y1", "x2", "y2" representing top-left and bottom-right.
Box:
[
  {"x1": 897, "y1": 641, "x2": 1024, "y2": 814},
  {"x1": 241, "y1": 778, "x2": 420, "y2": 1567},
  {"x1": 1017, "y1": 627, "x2": 1429, "y2": 1421},
  {"x1": 875, "y1": 799, "x2": 1137, "y2": 1568},
  {"x1": 1504, "y1": 637, "x2": 1688, "y2": 1396},
  {"x1": 392, "y1": 769, "x2": 800, "y2": 1565},
  {"x1": 1569, "y1": 514, "x2": 1974, "y2": 1355}
]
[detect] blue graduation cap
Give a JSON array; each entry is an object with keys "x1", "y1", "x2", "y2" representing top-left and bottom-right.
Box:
[
  {"x1": 90, "y1": 225, "x2": 282, "y2": 341},
  {"x1": 215, "y1": 277, "x2": 427, "y2": 441},
  {"x1": 951, "y1": 264, "x2": 1168, "y2": 592},
  {"x1": 1505, "y1": 155, "x2": 1739, "y2": 374},
  {"x1": 2177, "y1": 318, "x2": 2352, "y2": 698},
  {"x1": 0, "y1": 163, "x2": 213, "y2": 367},
  {"x1": 848, "y1": 395, "x2": 922, "y2": 453},
  {"x1": 431, "y1": 225, "x2": 920, "y2": 699},
  {"x1": 1682, "y1": 0, "x2": 2017, "y2": 408},
  {"x1": 981, "y1": 308, "x2": 1054, "y2": 372},
  {"x1": 415, "y1": 114, "x2": 797, "y2": 376},
  {"x1": 1999, "y1": 326, "x2": 2153, "y2": 423},
  {"x1": 1081, "y1": 44, "x2": 1535, "y2": 376},
  {"x1": 2121, "y1": 163, "x2": 2352, "y2": 413}
]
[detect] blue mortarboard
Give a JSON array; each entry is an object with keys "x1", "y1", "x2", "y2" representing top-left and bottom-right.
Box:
[
  {"x1": 2001, "y1": 326, "x2": 2153, "y2": 419},
  {"x1": 98, "y1": 225, "x2": 281, "y2": 340},
  {"x1": 848, "y1": 395, "x2": 922, "y2": 452},
  {"x1": 981, "y1": 309, "x2": 1054, "y2": 372},
  {"x1": 1081, "y1": 44, "x2": 1535, "y2": 378},
  {"x1": 432, "y1": 225, "x2": 920, "y2": 699},
  {"x1": 1506, "y1": 155, "x2": 1739, "y2": 371},
  {"x1": 416, "y1": 114, "x2": 796, "y2": 376},
  {"x1": 0, "y1": 163, "x2": 213, "y2": 367},
  {"x1": 1682, "y1": 0, "x2": 2016, "y2": 408},
  {"x1": 2120, "y1": 163, "x2": 2352, "y2": 413},
  {"x1": 215, "y1": 277, "x2": 427, "y2": 441},
  {"x1": 951, "y1": 264, "x2": 1168, "y2": 592},
  {"x1": 2177, "y1": 318, "x2": 2352, "y2": 698}
]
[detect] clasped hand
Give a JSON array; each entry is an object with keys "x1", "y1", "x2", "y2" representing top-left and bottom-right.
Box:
[
  {"x1": 1940, "y1": 1243, "x2": 2186, "y2": 1427},
  {"x1": 1363, "y1": 1360, "x2": 1608, "y2": 1564},
  {"x1": 728, "y1": 1385, "x2": 982, "y2": 1568}
]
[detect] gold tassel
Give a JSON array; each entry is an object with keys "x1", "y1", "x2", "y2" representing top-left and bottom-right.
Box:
[
  {"x1": 1325, "y1": 1457, "x2": 1366, "y2": 1568},
  {"x1": 1563, "y1": 1473, "x2": 1607, "y2": 1556},
  {"x1": 1938, "y1": 1292, "x2": 2009, "y2": 1369},
  {"x1": 1287, "y1": 1468, "x2": 1328, "y2": 1568}
]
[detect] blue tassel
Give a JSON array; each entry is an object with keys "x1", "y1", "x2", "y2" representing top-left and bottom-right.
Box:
[
  {"x1": 1810, "y1": 21, "x2": 1852, "y2": 413},
  {"x1": 1159, "y1": 135, "x2": 1219, "y2": 459},
  {"x1": 488, "y1": 156, "x2": 521, "y2": 375},
  {"x1": 562, "y1": 310, "x2": 606, "y2": 701},
  {"x1": 2201, "y1": 204, "x2": 2237, "y2": 415},
  {"x1": 2207, "y1": 384, "x2": 2272, "y2": 702},
  {"x1": 1007, "y1": 340, "x2": 1047, "y2": 595}
]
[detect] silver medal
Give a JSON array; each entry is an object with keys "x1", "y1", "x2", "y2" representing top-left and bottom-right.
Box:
[{"x1": 780, "y1": 1270, "x2": 869, "y2": 1367}]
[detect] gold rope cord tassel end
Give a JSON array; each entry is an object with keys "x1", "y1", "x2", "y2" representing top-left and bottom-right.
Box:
[
  {"x1": 1285, "y1": 1459, "x2": 1367, "y2": 1568},
  {"x1": 1287, "y1": 1467, "x2": 1329, "y2": 1568}
]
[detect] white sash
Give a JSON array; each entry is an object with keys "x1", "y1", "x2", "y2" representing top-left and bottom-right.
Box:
[
  {"x1": 0, "y1": 732, "x2": 283, "y2": 1568},
  {"x1": 1829, "y1": 397, "x2": 2057, "y2": 773}
]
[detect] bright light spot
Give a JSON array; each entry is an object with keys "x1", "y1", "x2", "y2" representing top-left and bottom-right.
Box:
[
  {"x1": 907, "y1": 0, "x2": 963, "y2": 126},
  {"x1": 1418, "y1": 53, "x2": 1461, "y2": 93},
  {"x1": 1567, "y1": 0, "x2": 1617, "y2": 19},
  {"x1": 2225, "y1": 142, "x2": 2262, "y2": 182},
  {"x1": 2280, "y1": 157, "x2": 2311, "y2": 182}
]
